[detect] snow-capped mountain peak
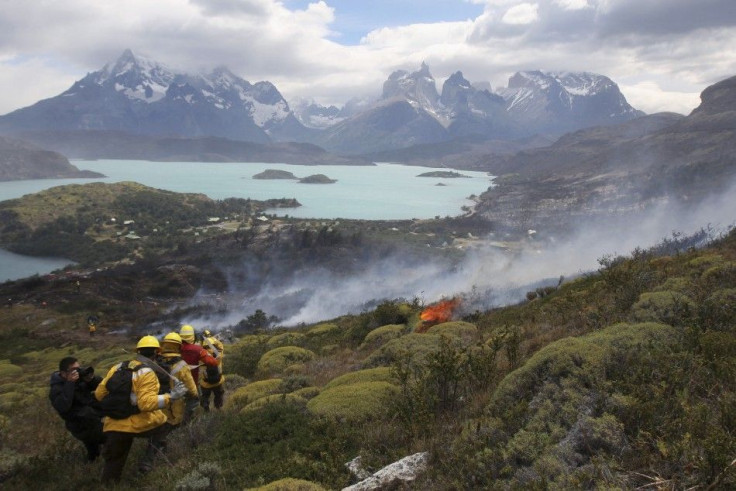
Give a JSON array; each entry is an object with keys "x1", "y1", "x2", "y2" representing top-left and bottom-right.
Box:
[{"x1": 500, "y1": 69, "x2": 644, "y2": 133}]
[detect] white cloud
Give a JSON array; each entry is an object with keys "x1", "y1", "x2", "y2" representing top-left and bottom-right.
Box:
[
  {"x1": 553, "y1": 0, "x2": 589, "y2": 10},
  {"x1": 0, "y1": 0, "x2": 733, "y2": 115},
  {"x1": 620, "y1": 82, "x2": 701, "y2": 115},
  {"x1": 501, "y1": 3, "x2": 539, "y2": 24}
]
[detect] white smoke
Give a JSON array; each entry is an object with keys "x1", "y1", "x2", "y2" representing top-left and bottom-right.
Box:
[{"x1": 185, "y1": 178, "x2": 736, "y2": 330}]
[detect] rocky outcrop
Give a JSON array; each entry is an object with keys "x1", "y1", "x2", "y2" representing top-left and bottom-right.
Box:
[
  {"x1": 0, "y1": 135, "x2": 103, "y2": 181},
  {"x1": 342, "y1": 452, "x2": 429, "y2": 491}
]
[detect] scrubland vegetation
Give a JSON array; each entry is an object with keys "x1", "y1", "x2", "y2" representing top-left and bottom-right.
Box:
[{"x1": 1, "y1": 227, "x2": 735, "y2": 490}]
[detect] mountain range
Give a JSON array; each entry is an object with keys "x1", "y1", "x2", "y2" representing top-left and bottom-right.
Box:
[
  {"x1": 470, "y1": 74, "x2": 736, "y2": 233},
  {"x1": 0, "y1": 50, "x2": 643, "y2": 157}
]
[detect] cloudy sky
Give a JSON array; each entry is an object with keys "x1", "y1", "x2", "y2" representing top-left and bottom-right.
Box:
[{"x1": 1, "y1": 0, "x2": 735, "y2": 116}]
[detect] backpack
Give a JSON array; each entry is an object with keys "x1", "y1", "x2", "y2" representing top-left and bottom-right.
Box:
[
  {"x1": 98, "y1": 361, "x2": 142, "y2": 419},
  {"x1": 204, "y1": 363, "x2": 222, "y2": 384}
]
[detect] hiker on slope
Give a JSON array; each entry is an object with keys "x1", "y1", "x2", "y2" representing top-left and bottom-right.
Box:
[
  {"x1": 49, "y1": 356, "x2": 105, "y2": 462},
  {"x1": 94, "y1": 335, "x2": 187, "y2": 483}
]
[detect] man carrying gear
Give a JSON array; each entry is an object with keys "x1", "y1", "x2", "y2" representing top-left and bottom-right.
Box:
[
  {"x1": 179, "y1": 324, "x2": 218, "y2": 420},
  {"x1": 200, "y1": 329, "x2": 226, "y2": 411},
  {"x1": 156, "y1": 332, "x2": 199, "y2": 430},
  {"x1": 49, "y1": 356, "x2": 105, "y2": 462},
  {"x1": 94, "y1": 335, "x2": 187, "y2": 483}
]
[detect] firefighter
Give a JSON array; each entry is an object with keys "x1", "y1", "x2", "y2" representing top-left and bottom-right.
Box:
[
  {"x1": 94, "y1": 335, "x2": 187, "y2": 482},
  {"x1": 179, "y1": 324, "x2": 218, "y2": 419},
  {"x1": 157, "y1": 332, "x2": 198, "y2": 429},
  {"x1": 200, "y1": 329, "x2": 225, "y2": 411}
]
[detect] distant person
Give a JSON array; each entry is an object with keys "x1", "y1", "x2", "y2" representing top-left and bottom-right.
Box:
[
  {"x1": 87, "y1": 315, "x2": 98, "y2": 337},
  {"x1": 199, "y1": 329, "x2": 225, "y2": 411},
  {"x1": 49, "y1": 356, "x2": 105, "y2": 462},
  {"x1": 94, "y1": 335, "x2": 187, "y2": 482}
]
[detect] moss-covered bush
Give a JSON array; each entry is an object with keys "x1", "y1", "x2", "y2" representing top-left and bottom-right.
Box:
[
  {"x1": 363, "y1": 333, "x2": 446, "y2": 367},
  {"x1": 360, "y1": 324, "x2": 406, "y2": 349},
  {"x1": 257, "y1": 346, "x2": 316, "y2": 375},
  {"x1": 426, "y1": 321, "x2": 478, "y2": 344},
  {"x1": 324, "y1": 367, "x2": 395, "y2": 389},
  {"x1": 307, "y1": 381, "x2": 399, "y2": 421},
  {"x1": 305, "y1": 323, "x2": 340, "y2": 344},
  {"x1": 246, "y1": 478, "x2": 327, "y2": 491},
  {"x1": 242, "y1": 393, "x2": 307, "y2": 413},
  {"x1": 630, "y1": 290, "x2": 695, "y2": 326},
  {"x1": 228, "y1": 335, "x2": 270, "y2": 377},
  {"x1": 700, "y1": 288, "x2": 736, "y2": 331},
  {"x1": 0, "y1": 360, "x2": 23, "y2": 378},
  {"x1": 226, "y1": 378, "x2": 283, "y2": 411},
  {"x1": 701, "y1": 261, "x2": 736, "y2": 288},
  {"x1": 267, "y1": 332, "x2": 306, "y2": 348}
]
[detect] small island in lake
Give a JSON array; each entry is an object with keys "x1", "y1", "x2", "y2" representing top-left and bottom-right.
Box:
[
  {"x1": 298, "y1": 174, "x2": 337, "y2": 184},
  {"x1": 417, "y1": 171, "x2": 470, "y2": 178},
  {"x1": 252, "y1": 169, "x2": 298, "y2": 180}
]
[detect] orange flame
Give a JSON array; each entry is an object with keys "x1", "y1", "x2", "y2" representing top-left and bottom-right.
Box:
[{"x1": 416, "y1": 298, "x2": 460, "y2": 332}]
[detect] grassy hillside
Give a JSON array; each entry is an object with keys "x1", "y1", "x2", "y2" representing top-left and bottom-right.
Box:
[
  {"x1": 0, "y1": 182, "x2": 298, "y2": 265},
  {"x1": 1, "y1": 226, "x2": 734, "y2": 489}
]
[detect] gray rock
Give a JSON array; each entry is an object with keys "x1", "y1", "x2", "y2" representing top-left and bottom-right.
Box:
[{"x1": 342, "y1": 452, "x2": 429, "y2": 491}]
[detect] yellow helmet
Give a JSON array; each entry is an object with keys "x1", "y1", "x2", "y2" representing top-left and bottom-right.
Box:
[
  {"x1": 136, "y1": 335, "x2": 160, "y2": 350},
  {"x1": 163, "y1": 332, "x2": 182, "y2": 345},
  {"x1": 203, "y1": 329, "x2": 212, "y2": 337},
  {"x1": 179, "y1": 324, "x2": 195, "y2": 343}
]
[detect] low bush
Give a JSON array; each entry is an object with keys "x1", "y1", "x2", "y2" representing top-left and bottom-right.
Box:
[
  {"x1": 307, "y1": 381, "x2": 399, "y2": 422},
  {"x1": 360, "y1": 324, "x2": 406, "y2": 349},
  {"x1": 257, "y1": 346, "x2": 316, "y2": 375},
  {"x1": 324, "y1": 367, "x2": 395, "y2": 389},
  {"x1": 226, "y1": 378, "x2": 283, "y2": 411}
]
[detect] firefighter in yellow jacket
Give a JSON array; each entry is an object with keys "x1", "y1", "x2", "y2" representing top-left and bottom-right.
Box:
[
  {"x1": 200, "y1": 329, "x2": 225, "y2": 411},
  {"x1": 94, "y1": 335, "x2": 187, "y2": 483},
  {"x1": 157, "y1": 332, "x2": 198, "y2": 427}
]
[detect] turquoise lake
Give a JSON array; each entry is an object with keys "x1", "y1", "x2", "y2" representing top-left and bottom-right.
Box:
[{"x1": 0, "y1": 160, "x2": 494, "y2": 281}]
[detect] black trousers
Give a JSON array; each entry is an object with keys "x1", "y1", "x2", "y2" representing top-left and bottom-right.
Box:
[
  {"x1": 68, "y1": 419, "x2": 105, "y2": 461},
  {"x1": 100, "y1": 426, "x2": 165, "y2": 483},
  {"x1": 200, "y1": 385, "x2": 224, "y2": 410}
]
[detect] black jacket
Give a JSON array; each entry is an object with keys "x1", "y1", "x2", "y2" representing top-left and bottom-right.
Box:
[{"x1": 49, "y1": 371, "x2": 102, "y2": 434}]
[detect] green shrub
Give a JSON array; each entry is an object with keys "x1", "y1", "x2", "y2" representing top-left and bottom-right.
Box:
[
  {"x1": 267, "y1": 332, "x2": 306, "y2": 348},
  {"x1": 426, "y1": 321, "x2": 478, "y2": 344},
  {"x1": 324, "y1": 367, "x2": 395, "y2": 389},
  {"x1": 653, "y1": 276, "x2": 694, "y2": 294},
  {"x1": 701, "y1": 261, "x2": 736, "y2": 287},
  {"x1": 175, "y1": 461, "x2": 224, "y2": 490},
  {"x1": 215, "y1": 400, "x2": 355, "y2": 488},
  {"x1": 700, "y1": 288, "x2": 736, "y2": 331},
  {"x1": 291, "y1": 386, "x2": 321, "y2": 400},
  {"x1": 307, "y1": 381, "x2": 399, "y2": 421},
  {"x1": 0, "y1": 361, "x2": 23, "y2": 378},
  {"x1": 226, "y1": 379, "x2": 283, "y2": 411},
  {"x1": 306, "y1": 323, "x2": 340, "y2": 341},
  {"x1": 363, "y1": 333, "x2": 447, "y2": 367},
  {"x1": 228, "y1": 335, "x2": 270, "y2": 377},
  {"x1": 630, "y1": 290, "x2": 695, "y2": 326},
  {"x1": 246, "y1": 478, "x2": 327, "y2": 491},
  {"x1": 257, "y1": 346, "x2": 316, "y2": 375},
  {"x1": 242, "y1": 393, "x2": 307, "y2": 413},
  {"x1": 360, "y1": 324, "x2": 406, "y2": 349}
]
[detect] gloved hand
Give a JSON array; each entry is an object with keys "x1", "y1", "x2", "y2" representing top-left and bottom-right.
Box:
[{"x1": 169, "y1": 380, "x2": 187, "y2": 400}]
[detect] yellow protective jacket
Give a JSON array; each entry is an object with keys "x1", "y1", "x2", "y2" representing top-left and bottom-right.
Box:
[
  {"x1": 200, "y1": 336, "x2": 225, "y2": 389},
  {"x1": 159, "y1": 355, "x2": 198, "y2": 426},
  {"x1": 94, "y1": 360, "x2": 169, "y2": 433}
]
